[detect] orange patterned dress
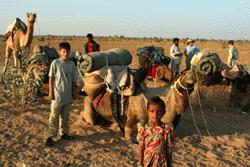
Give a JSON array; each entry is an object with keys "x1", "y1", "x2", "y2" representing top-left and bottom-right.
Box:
[{"x1": 137, "y1": 123, "x2": 173, "y2": 167}]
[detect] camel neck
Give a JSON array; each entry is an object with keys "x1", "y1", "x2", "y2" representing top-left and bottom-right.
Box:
[{"x1": 23, "y1": 22, "x2": 34, "y2": 47}]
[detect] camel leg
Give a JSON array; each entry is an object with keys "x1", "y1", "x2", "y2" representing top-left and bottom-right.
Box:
[
  {"x1": 3, "y1": 47, "x2": 12, "y2": 75},
  {"x1": 124, "y1": 110, "x2": 138, "y2": 142},
  {"x1": 124, "y1": 118, "x2": 135, "y2": 142},
  {"x1": 17, "y1": 55, "x2": 22, "y2": 69},
  {"x1": 80, "y1": 96, "x2": 95, "y2": 124},
  {"x1": 13, "y1": 50, "x2": 20, "y2": 68}
]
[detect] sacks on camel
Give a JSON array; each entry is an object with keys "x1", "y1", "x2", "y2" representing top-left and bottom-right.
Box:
[
  {"x1": 5, "y1": 18, "x2": 27, "y2": 39},
  {"x1": 78, "y1": 48, "x2": 132, "y2": 73},
  {"x1": 83, "y1": 73, "x2": 106, "y2": 100},
  {"x1": 83, "y1": 66, "x2": 136, "y2": 100},
  {"x1": 136, "y1": 46, "x2": 171, "y2": 66},
  {"x1": 191, "y1": 51, "x2": 222, "y2": 85},
  {"x1": 30, "y1": 45, "x2": 59, "y2": 66},
  {"x1": 28, "y1": 45, "x2": 59, "y2": 83},
  {"x1": 191, "y1": 51, "x2": 222, "y2": 75}
]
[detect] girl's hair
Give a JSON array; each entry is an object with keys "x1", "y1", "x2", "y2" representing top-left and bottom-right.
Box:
[
  {"x1": 147, "y1": 96, "x2": 166, "y2": 112},
  {"x1": 59, "y1": 42, "x2": 71, "y2": 50}
]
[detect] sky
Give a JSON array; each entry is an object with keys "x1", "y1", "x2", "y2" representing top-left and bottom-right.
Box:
[{"x1": 0, "y1": 0, "x2": 250, "y2": 40}]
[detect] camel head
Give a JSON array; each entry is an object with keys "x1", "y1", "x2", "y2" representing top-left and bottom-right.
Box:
[
  {"x1": 179, "y1": 69, "x2": 196, "y2": 89},
  {"x1": 26, "y1": 13, "x2": 36, "y2": 24},
  {"x1": 160, "y1": 69, "x2": 196, "y2": 128}
]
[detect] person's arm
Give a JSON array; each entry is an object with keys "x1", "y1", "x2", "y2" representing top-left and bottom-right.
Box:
[
  {"x1": 183, "y1": 48, "x2": 187, "y2": 57},
  {"x1": 84, "y1": 43, "x2": 88, "y2": 53},
  {"x1": 97, "y1": 43, "x2": 100, "y2": 52},
  {"x1": 72, "y1": 81, "x2": 77, "y2": 100},
  {"x1": 170, "y1": 46, "x2": 175, "y2": 58},
  {"x1": 138, "y1": 145, "x2": 144, "y2": 167},
  {"x1": 48, "y1": 77, "x2": 54, "y2": 100},
  {"x1": 72, "y1": 64, "x2": 79, "y2": 100},
  {"x1": 48, "y1": 60, "x2": 56, "y2": 100}
]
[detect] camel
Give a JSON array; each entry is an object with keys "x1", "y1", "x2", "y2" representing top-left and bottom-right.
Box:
[
  {"x1": 80, "y1": 69, "x2": 196, "y2": 141},
  {"x1": 3, "y1": 13, "x2": 37, "y2": 75},
  {"x1": 191, "y1": 51, "x2": 250, "y2": 111}
]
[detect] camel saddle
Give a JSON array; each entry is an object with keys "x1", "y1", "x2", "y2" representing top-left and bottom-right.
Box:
[{"x1": 5, "y1": 18, "x2": 27, "y2": 39}]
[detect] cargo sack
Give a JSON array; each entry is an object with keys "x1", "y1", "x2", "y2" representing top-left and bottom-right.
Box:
[
  {"x1": 191, "y1": 51, "x2": 222, "y2": 75},
  {"x1": 191, "y1": 51, "x2": 223, "y2": 85},
  {"x1": 83, "y1": 73, "x2": 106, "y2": 100},
  {"x1": 136, "y1": 46, "x2": 171, "y2": 66},
  {"x1": 5, "y1": 18, "x2": 27, "y2": 39},
  {"x1": 78, "y1": 48, "x2": 132, "y2": 73}
]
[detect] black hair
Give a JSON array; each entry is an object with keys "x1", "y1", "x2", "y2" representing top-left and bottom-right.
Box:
[
  {"x1": 59, "y1": 42, "x2": 71, "y2": 50},
  {"x1": 173, "y1": 38, "x2": 180, "y2": 43},
  {"x1": 147, "y1": 96, "x2": 166, "y2": 112},
  {"x1": 87, "y1": 33, "x2": 93, "y2": 39},
  {"x1": 228, "y1": 40, "x2": 234, "y2": 45}
]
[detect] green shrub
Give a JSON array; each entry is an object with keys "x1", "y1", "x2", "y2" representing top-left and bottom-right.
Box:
[{"x1": 1, "y1": 55, "x2": 44, "y2": 112}]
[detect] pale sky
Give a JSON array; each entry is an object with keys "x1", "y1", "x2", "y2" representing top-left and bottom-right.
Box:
[{"x1": 0, "y1": 0, "x2": 250, "y2": 39}]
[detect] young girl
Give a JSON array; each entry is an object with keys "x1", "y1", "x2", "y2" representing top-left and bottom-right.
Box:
[{"x1": 137, "y1": 96, "x2": 174, "y2": 167}]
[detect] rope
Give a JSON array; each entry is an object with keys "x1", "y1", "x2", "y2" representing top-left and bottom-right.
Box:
[
  {"x1": 120, "y1": 90, "x2": 124, "y2": 116},
  {"x1": 172, "y1": 76, "x2": 194, "y2": 97},
  {"x1": 84, "y1": 81, "x2": 105, "y2": 86},
  {"x1": 196, "y1": 77, "x2": 211, "y2": 137},
  {"x1": 186, "y1": 84, "x2": 203, "y2": 141},
  {"x1": 35, "y1": 19, "x2": 41, "y2": 36}
]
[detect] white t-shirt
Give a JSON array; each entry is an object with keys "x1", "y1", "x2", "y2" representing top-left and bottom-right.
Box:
[
  {"x1": 49, "y1": 58, "x2": 78, "y2": 106},
  {"x1": 170, "y1": 44, "x2": 181, "y2": 64}
]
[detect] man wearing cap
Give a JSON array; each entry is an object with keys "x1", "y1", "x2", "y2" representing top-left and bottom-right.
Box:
[
  {"x1": 184, "y1": 38, "x2": 200, "y2": 69},
  {"x1": 84, "y1": 33, "x2": 100, "y2": 53},
  {"x1": 170, "y1": 38, "x2": 182, "y2": 78}
]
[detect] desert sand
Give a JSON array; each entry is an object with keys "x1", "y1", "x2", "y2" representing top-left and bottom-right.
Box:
[{"x1": 0, "y1": 36, "x2": 249, "y2": 166}]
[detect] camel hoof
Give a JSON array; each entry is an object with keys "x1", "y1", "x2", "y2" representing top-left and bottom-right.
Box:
[{"x1": 80, "y1": 112, "x2": 94, "y2": 125}]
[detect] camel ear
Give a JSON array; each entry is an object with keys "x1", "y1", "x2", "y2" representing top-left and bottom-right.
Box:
[
  {"x1": 26, "y1": 12, "x2": 30, "y2": 16},
  {"x1": 34, "y1": 13, "x2": 37, "y2": 17}
]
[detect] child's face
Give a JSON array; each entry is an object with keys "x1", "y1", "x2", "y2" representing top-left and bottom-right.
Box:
[
  {"x1": 59, "y1": 48, "x2": 70, "y2": 61},
  {"x1": 147, "y1": 103, "x2": 163, "y2": 124}
]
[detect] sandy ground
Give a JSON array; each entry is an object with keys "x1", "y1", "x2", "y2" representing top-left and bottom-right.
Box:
[
  {"x1": 0, "y1": 84, "x2": 249, "y2": 167},
  {"x1": 0, "y1": 37, "x2": 250, "y2": 166}
]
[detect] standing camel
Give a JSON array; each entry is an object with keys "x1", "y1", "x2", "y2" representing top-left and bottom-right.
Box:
[{"x1": 3, "y1": 13, "x2": 36, "y2": 75}]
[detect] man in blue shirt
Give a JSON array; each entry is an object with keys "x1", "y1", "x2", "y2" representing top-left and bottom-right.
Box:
[{"x1": 184, "y1": 39, "x2": 200, "y2": 70}]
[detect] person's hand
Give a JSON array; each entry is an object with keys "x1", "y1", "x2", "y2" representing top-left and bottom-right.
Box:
[{"x1": 47, "y1": 92, "x2": 54, "y2": 100}]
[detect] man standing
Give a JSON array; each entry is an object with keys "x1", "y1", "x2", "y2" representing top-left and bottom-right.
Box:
[
  {"x1": 184, "y1": 38, "x2": 200, "y2": 69},
  {"x1": 170, "y1": 38, "x2": 182, "y2": 78},
  {"x1": 227, "y1": 40, "x2": 239, "y2": 67},
  {"x1": 84, "y1": 33, "x2": 100, "y2": 53}
]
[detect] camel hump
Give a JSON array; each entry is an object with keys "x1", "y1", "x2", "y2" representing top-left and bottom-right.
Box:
[{"x1": 5, "y1": 18, "x2": 27, "y2": 39}]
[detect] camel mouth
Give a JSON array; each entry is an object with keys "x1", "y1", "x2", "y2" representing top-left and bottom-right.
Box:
[
  {"x1": 186, "y1": 81, "x2": 195, "y2": 89},
  {"x1": 29, "y1": 20, "x2": 36, "y2": 23},
  {"x1": 186, "y1": 79, "x2": 195, "y2": 85}
]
